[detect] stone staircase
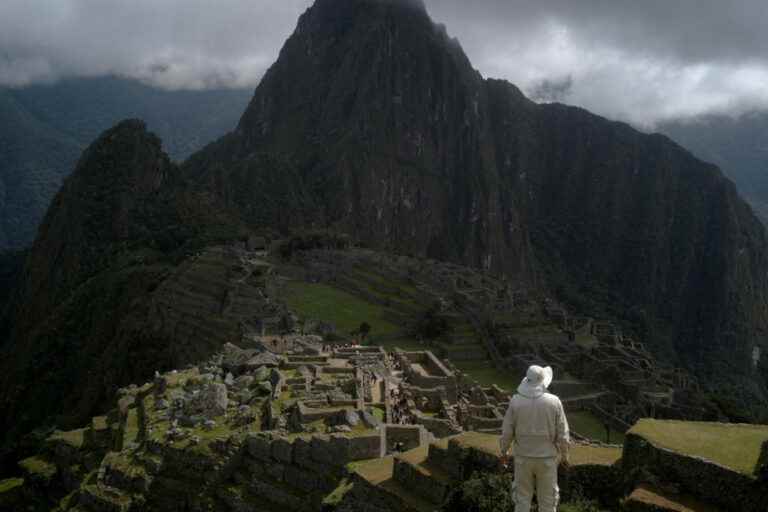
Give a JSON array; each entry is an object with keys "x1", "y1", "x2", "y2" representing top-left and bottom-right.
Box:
[
  {"x1": 346, "y1": 432, "x2": 628, "y2": 511},
  {"x1": 348, "y1": 433, "x2": 501, "y2": 511}
]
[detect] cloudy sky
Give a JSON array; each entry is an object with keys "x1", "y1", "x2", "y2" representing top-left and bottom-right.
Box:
[{"x1": 1, "y1": 0, "x2": 767, "y2": 127}]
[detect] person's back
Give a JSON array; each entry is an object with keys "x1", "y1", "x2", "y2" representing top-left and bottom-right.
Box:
[{"x1": 499, "y1": 365, "x2": 569, "y2": 512}]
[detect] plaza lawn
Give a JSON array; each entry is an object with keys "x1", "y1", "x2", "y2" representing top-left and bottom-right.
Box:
[
  {"x1": 630, "y1": 419, "x2": 768, "y2": 476},
  {"x1": 568, "y1": 410, "x2": 625, "y2": 445},
  {"x1": 283, "y1": 281, "x2": 400, "y2": 338}
]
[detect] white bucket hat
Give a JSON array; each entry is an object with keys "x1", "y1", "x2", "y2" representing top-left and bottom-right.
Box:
[{"x1": 517, "y1": 365, "x2": 554, "y2": 398}]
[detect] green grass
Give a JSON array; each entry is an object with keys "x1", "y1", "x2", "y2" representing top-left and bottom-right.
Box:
[
  {"x1": 568, "y1": 411, "x2": 625, "y2": 445},
  {"x1": 48, "y1": 428, "x2": 86, "y2": 449},
  {"x1": 322, "y1": 477, "x2": 354, "y2": 506},
  {"x1": 630, "y1": 419, "x2": 768, "y2": 476},
  {"x1": 353, "y1": 268, "x2": 420, "y2": 296},
  {"x1": 19, "y1": 456, "x2": 57, "y2": 479},
  {"x1": 283, "y1": 281, "x2": 400, "y2": 337},
  {"x1": 0, "y1": 478, "x2": 23, "y2": 493},
  {"x1": 123, "y1": 408, "x2": 140, "y2": 447}
]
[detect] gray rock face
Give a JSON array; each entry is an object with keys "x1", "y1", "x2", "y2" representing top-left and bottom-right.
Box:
[
  {"x1": 234, "y1": 375, "x2": 254, "y2": 390},
  {"x1": 186, "y1": 383, "x2": 229, "y2": 419},
  {"x1": 360, "y1": 411, "x2": 382, "y2": 429},
  {"x1": 343, "y1": 410, "x2": 360, "y2": 427},
  {"x1": 246, "y1": 352, "x2": 283, "y2": 370}
]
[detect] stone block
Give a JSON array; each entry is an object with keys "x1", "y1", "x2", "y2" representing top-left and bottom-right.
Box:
[
  {"x1": 310, "y1": 435, "x2": 337, "y2": 466},
  {"x1": 246, "y1": 433, "x2": 273, "y2": 461},
  {"x1": 349, "y1": 434, "x2": 384, "y2": 461},
  {"x1": 271, "y1": 437, "x2": 294, "y2": 463}
]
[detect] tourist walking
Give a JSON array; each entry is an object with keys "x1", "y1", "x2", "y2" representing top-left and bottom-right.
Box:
[{"x1": 499, "y1": 365, "x2": 570, "y2": 512}]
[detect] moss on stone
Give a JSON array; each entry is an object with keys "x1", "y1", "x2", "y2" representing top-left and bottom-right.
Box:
[
  {"x1": 19, "y1": 455, "x2": 57, "y2": 479},
  {"x1": 48, "y1": 427, "x2": 86, "y2": 449},
  {"x1": 0, "y1": 477, "x2": 23, "y2": 493},
  {"x1": 322, "y1": 477, "x2": 354, "y2": 506}
]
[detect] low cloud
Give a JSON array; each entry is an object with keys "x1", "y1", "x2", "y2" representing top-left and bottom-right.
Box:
[{"x1": 1, "y1": 0, "x2": 767, "y2": 125}]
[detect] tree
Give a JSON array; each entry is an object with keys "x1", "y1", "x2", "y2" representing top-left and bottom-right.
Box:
[
  {"x1": 358, "y1": 322, "x2": 372, "y2": 342},
  {"x1": 416, "y1": 306, "x2": 450, "y2": 341}
]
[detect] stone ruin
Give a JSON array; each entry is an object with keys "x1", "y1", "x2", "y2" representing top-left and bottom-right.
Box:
[{"x1": 7, "y1": 335, "x2": 767, "y2": 512}]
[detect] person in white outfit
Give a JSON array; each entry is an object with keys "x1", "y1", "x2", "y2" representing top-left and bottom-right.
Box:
[{"x1": 499, "y1": 365, "x2": 570, "y2": 512}]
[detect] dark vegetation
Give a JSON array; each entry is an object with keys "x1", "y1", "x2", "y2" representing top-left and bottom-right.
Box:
[
  {"x1": 416, "y1": 305, "x2": 452, "y2": 340},
  {"x1": 442, "y1": 471, "x2": 611, "y2": 512}
]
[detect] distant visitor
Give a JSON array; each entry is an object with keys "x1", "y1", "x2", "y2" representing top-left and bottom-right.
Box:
[{"x1": 499, "y1": 365, "x2": 570, "y2": 512}]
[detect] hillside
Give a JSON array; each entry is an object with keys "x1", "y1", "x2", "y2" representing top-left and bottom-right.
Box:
[
  {"x1": 659, "y1": 112, "x2": 768, "y2": 223},
  {"x1": 0, "y1": 77, "x2": 251, "y2": 250},
  {"x1": 184, "y1": 0, "x2": 768, "y2": 410}
]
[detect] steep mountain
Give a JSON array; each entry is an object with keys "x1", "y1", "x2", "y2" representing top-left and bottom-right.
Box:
[
  {"x1": 185, "y1": 0, "x2": 768, "y2": 406},
  {"x1": 3, "y1": 0, "x2": 768, "y2": 476},
  {"x1": 0, "y1": 77, "x2": 251, "y2": 250},
  {"x1": 659, "y1": 112, "x2": 768, "y2": 223},
  {"x1": 0, "y1": 120, "x2": 250, "y2": 473}
]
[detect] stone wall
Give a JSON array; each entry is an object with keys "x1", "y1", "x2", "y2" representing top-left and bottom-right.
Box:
[
  {"x1": 413, "y1": 413, "x2": 462, "y2": 438},
  {"x1": 756, "y1": 440, "x2": 768, "y2": 480},
  {"x1": 383, "y1": 425, "x2": 431, "y2": 453},
  {"x1": 399, "y1": 351, "x2": 458, "y2": 402},
  {"x1": 247, "y1": 431, "x2": 384, "y2": 469},
  {"x1": 622, "y1": 432, "x2": 768, "y2": 512}
]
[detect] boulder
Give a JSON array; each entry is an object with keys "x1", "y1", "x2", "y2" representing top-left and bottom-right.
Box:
[
  {"x1": 256, "y1": 381, "x2": 273, "y2": 396},
  {"x1": 186, "y1": 382, "x2": 229, "y2": 418},
  {"x1": 245, "y1": 351, "x2": 283, "y2": 370},
  {"x1": 234, "y1": 375, "x2": 254, "y2": 390},
  {"x1": 360, "y1": 411, "x2": 381, "y2": 429}
]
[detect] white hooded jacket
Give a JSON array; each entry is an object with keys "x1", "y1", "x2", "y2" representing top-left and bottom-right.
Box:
[{"x1": 499, "y1": 391, "x2": 570, "y2": 458}]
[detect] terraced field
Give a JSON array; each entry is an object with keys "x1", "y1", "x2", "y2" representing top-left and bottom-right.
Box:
[
  {"x1": 282, "y1": 281, "x2": 402, "y2": 339},
  {"x1": 630, "y1": 419, "x2": 768, "y2": 475}
]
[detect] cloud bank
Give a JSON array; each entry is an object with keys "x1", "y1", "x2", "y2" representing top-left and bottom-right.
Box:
[{"x1": 1, "y1": 0, "x2": 767, "y2": 126}]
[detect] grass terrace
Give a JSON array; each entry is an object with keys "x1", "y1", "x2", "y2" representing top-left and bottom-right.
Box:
[
  {"x1": 568, "y1": 410, "x2": 626, "y2": 445},
  {"x1": 283, "y1": 281, "x2": 401, "y2": 338},
  {"x1": 48, "y1": 428, "x2": 86, "y2": 449},
  {"x1": 630, "y1": 419, "x2": 768, "y2": 476},
  {"x1": 0, "y1": 478, "x2": 23, "y2": 493}
]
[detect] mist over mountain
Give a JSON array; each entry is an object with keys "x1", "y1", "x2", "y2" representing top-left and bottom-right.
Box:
[
  {"x1": 0, "y1": 77, "x2": 251, "y2": 250},
  {"x1": 659, "y1": 112, "x2": 768, "y2": 224}
]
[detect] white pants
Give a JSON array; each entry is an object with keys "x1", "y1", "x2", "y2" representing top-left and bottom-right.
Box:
[{"x1": 513, "y1": 456, "x2": 559, "y2": 512}]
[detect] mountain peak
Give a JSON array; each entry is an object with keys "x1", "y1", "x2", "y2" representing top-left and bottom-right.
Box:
[{"x1": 311, "y1": 0, "x2": 427, "y2": 14}]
